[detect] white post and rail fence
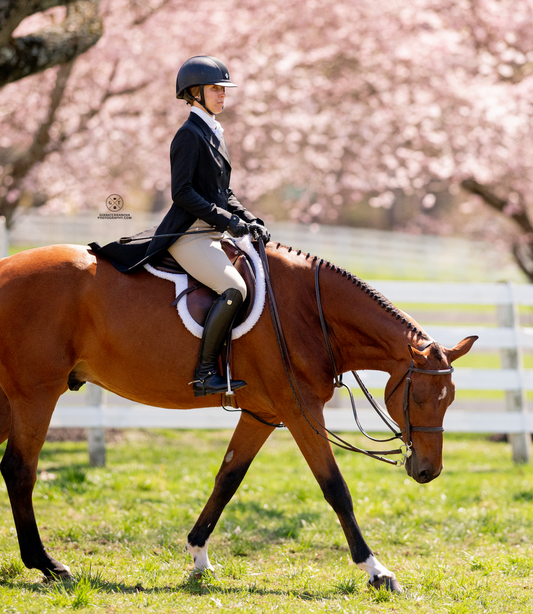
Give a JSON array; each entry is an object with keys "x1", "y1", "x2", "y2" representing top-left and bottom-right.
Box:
[
  {"x1": 50, "y1": 280, "x2": 533, "y2": 466},
  {"x1": 0, "y1": 216, "x2": 532, "y2": 464}
]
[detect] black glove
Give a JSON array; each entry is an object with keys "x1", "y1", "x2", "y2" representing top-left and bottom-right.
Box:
[
  {"x1": 227, "y1": 215, "x2": 250, "y2": 238},
  {"x1": 249, "y1": 222, "x2": 271, "y2": 243}
]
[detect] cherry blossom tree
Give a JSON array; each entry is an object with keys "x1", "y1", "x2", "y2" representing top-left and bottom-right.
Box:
[
  {"x1": 0, "y1": 0, "x2": 104, "y2": 226},
  {"x1": 0, "y1": 0, "x2": 172, "y2": 226},
  {"x1": 1, "y1": 0, "x2": 533, "y2": 280}
]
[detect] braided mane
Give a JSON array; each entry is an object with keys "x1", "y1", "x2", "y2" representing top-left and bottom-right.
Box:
[{"x1": 273, "y1": 242, "x2": 429, "y2": 340}]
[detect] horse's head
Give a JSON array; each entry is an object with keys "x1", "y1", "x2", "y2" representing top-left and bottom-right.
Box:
[{"x1": 385, "y1": 336, "x2": 477, "y2": 484}]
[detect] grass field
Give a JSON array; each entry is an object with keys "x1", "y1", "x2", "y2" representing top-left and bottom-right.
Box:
[{"x1": 0, "y1": 429, "x2": 531, "y2": 613}]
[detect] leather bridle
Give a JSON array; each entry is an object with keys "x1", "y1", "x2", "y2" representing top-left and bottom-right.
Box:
[
  {"x1": 255, "y1": 241, "x2": 454, "y2": 466},
  {"x1": 384, "y1": 355, "x2": 453, "y2": 448}
]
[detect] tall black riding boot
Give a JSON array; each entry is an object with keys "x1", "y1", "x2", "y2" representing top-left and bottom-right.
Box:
[{"x1": 191, "y1": 288, "x2": 247, "y2": 397}]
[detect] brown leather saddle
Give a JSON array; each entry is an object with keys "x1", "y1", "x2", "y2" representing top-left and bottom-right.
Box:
[{"x1": 149, "y1": 239, "x2": 256, "y2": 327}]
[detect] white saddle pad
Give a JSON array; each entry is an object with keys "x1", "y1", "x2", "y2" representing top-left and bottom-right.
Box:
[{"x1": 144, "y1": 235, "x2": 266, "y2": 340}]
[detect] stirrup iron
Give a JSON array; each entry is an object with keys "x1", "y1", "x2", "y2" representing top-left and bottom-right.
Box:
[{"x1": 225, "y1": 363, "x2": 235, "y2": 396}]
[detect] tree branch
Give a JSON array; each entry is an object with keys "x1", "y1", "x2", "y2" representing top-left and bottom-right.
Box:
[
  {"x1": 0, "y1": 0, "x2": 80, "y2": 47},
  {"x1": 131, "y1": 0, "x2": 173, "y2": 26},
  {"x1": 54, "y1": 63, "x2": 151, "y2": 145},
  {"x1": 0, "y1": 0, "x2": 102, "y2": 87},
  {"x1": 13, "y1": 60, "x2": 74, "y2": 177},
  {"x1": 501, "y1": 61, "x2": 533, "y2": 84},
  {"x1": 462, "y1": 177, "x2": 533, "y2": 282},
  {"x1": 511, "y1": 243, "x2": 533, "y2": 282},
  {"x1": 0, "y1": 60, "x2": 74, "y2": 226},
  {"x1": 461, "y1": 177, "x2": 533, "y2": 235}
]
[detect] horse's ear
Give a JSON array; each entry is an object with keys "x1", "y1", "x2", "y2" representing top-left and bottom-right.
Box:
[
  {"x1": 445, "y1": 335, "x2": 478, "y2": 364},
  {"x1": 408, "y1": 344, "x2": 428, "y2": 368}
]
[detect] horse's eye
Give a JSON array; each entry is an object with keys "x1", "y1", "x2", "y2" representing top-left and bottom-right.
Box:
[{"x1": 411, "y1": 392, "x2": 424, "y2": 406}]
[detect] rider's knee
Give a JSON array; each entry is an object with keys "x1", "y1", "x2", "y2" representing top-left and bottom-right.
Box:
[{"x1": 225, "y1": 280, "x2": 247, "y2": 303}]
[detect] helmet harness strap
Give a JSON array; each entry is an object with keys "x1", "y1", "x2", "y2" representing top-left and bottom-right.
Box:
[
  {"x1": 198, "y1": 85, "x2": 215, "y2": 116},
  {"x1": 184, "y1": 85, "x2": 216, "y2": 117}
]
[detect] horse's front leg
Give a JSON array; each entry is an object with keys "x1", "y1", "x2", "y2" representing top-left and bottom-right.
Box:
[
  {"x1": 187, "y1": 412, "x2": 275, "y2": 577},
  {"x1": 284, "y1": 411, "x2": 402, "y2": 592}
]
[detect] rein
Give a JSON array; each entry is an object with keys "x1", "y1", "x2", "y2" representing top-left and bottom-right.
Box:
[{"x1": 257, "y1": 241, "x2": 453, "y2": 466}]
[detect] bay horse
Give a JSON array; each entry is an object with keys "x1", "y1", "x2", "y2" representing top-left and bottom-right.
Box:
[{"x1": 0, "y1": 241, "x2": 476, "y2": 591}]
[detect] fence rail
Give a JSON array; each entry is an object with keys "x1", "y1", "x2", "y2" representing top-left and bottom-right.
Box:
[
  {"x1": 1, "y1": 216, "x2": 531, "y2": 464},
  {"x1": 8, "y1": 212, "x2": 523, "y2": 282},
  {"x1": 49, "y1": 279, "x2": 533, "y2": 466},
  {"x1": 50, "y1": 403, "x2": 533, "y2": 433}
]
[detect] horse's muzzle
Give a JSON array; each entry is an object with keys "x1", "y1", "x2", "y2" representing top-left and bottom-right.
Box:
[{"x1": 405, "y1": 453, "x2": 442, "y2": 484}]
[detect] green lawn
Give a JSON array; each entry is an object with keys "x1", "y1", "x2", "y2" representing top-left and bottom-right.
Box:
[{"x1": 0, "y1": 429, "x2": 531, "y2": 613}]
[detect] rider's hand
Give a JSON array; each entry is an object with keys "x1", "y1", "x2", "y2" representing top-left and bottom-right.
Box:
[
  {"x1": 249, "y1": 222, "x2": 270, "y2": 243},
  {"x1": 227, "y1": 215, "x2": 250, "y2": 238}
]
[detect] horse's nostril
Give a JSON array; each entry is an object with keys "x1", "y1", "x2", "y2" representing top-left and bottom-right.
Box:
[{"x1": 418, "y1": 469, "x2": 433, "y2": 483}]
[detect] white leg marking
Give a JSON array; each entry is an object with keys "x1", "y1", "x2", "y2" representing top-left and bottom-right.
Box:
[
  {"x1": 438, "y1": 386, "x2": 447, "y2": 401},
  {"x1": 225, "y1": 450, "x2": 234, "y2": 463},
  {"x1": 187, "y1": 541, "x2": 214, "y2": 573},
  {"x1": 357, "y1": 554, "x2": 396, "y2": 583}
]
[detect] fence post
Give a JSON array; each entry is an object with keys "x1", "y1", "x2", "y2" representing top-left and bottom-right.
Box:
[
  {"x1": 0, "y1": 216, "x2": 8, "y2": 257},
  {"x1": 86, "y1": 384, "x2": 106, "y2": 467},
  {"x1": 497, "y1": 282, "x2": 532, "y2": 463}
]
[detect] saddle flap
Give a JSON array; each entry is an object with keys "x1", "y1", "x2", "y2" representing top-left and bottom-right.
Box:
[
  {"x1": 220, "y1": 238, "x2": 256, "y2": 320},
  {"x1": 144, "y1": 235, "x2": 266, "y2": 341},
  {"x1": 150, "y1": 252, "x2": 187, "y2": 274},
  {"x1": 163, "y1": 239, "x2": 257, "y2": 327}
]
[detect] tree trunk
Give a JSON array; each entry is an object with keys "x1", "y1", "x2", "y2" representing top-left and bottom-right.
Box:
[{"x1": 0, "y1": 61, "x2": 74, "y2": 226}]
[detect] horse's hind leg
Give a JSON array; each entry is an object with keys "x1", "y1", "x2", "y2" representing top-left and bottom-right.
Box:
[
  {"x1": 187, "y1": 412, "x2": 275, "y2": 576},
  {"x1": 0, "y1": 388, "x2": 72, "y2": 580},
  {"x1": 284, "y1": 412, "x2": 402, "y2": 592},
  {"x1": 0, "y1": 386, "x2": 11, "y2": 444}
]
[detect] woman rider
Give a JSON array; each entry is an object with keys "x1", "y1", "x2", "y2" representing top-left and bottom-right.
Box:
[
  {"x1": 169, "y1": 55, "x2": 269, "y2": 397},
  {"x1": 90, "y1": 55, "x2": 269, "y2": 397}
]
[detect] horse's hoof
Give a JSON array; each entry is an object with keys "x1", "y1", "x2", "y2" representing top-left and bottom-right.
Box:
[
  {"x1": 189, "y1": 568, "x2": 217, "y2": 581},
  {"x1": 368, "y1": 575, "x2": 403, "y2": 592},
  {"x1": 42, "y1": 565, "x2": 73, "y2": 583},
  {"x1": 189, "y1": 569, "x2": 203, "y2": 581}
]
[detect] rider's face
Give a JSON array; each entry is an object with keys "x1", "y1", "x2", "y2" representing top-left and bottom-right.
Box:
[{"x1": 200, "y1": 84, "x2": 226, "y2": 115}]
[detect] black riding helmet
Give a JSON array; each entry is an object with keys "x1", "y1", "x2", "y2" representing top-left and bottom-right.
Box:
[{"x1": 176, "y1": 56, "x2": 237, "y2": 115}]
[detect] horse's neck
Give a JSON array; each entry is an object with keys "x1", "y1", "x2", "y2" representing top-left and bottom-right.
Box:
[
  {"x1": 268, "y1": 245, "x2": 428, "y2": 376},
  {"x1": 316, "y1": 266, "x2": 427, "y2": 375}
]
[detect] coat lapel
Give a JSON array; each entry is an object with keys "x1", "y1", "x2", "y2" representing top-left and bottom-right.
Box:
[
  {"x1": 218, "y1": 135, "x2": 231, "y2": 164},
  {"x1": 189, "y1": 112, "x2": 231, "y2": 166}
]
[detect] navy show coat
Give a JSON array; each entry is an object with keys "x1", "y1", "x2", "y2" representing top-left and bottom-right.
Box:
[{"x1": 89, "y1": 112, "x2": 256, "y2": 272}]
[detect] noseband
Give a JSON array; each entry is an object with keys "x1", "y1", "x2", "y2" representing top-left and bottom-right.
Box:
[{"x1": 384, "y1": 351, "x2": 454, "y2": 447}]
